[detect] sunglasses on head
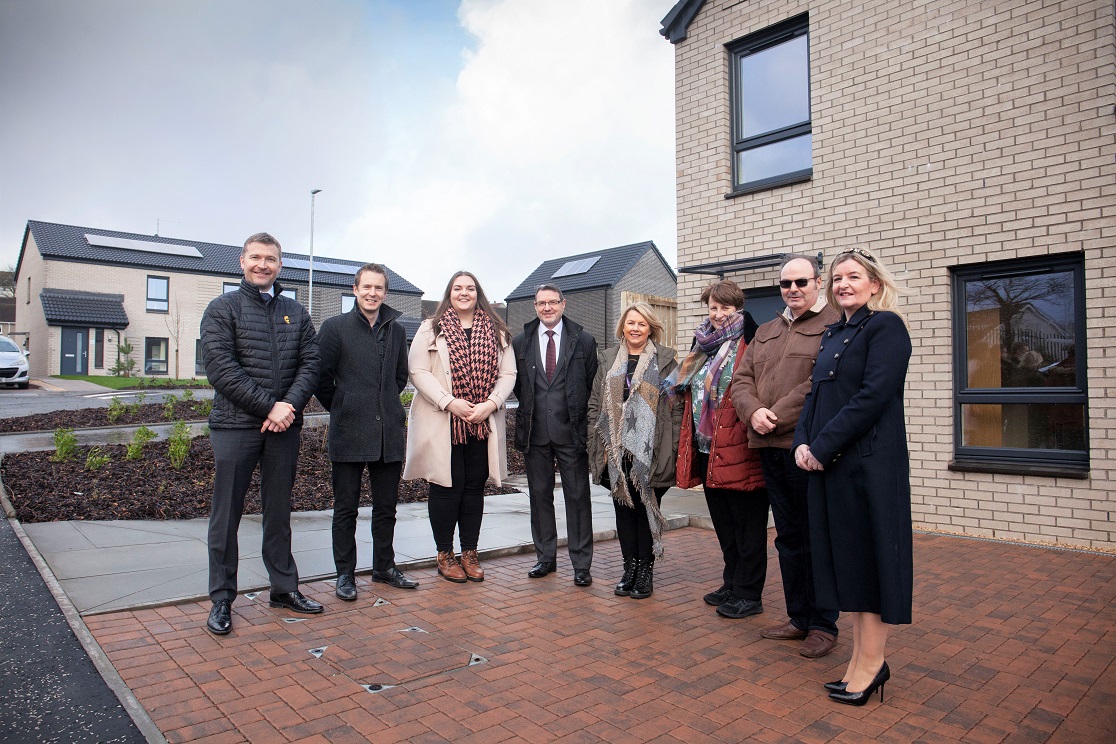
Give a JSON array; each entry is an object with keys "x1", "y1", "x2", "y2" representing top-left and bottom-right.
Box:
[
  {"x1": 779, "y1": 278, "x2": 814, "y2": 289},
  {"x1": 837, "y1": 247, "x2": 877, "y2": 263}
]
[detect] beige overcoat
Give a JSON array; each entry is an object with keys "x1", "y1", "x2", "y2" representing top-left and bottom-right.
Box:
[{"x1": 403, "y1": 318, "x2": 517, "y2": 488}]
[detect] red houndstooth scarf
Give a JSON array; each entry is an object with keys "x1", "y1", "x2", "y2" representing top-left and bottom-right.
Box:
[{"x1": 440, "y1": 309, "x2": 501, "y2": 445}]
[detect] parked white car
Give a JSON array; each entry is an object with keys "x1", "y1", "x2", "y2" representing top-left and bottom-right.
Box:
[{"x1": 0, "y1": 335, "x2": 30, "y2": 389}]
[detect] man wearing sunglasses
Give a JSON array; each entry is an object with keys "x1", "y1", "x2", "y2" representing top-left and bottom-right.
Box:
[{"x1": 730, "y1": 254, "x2": 841, "y2": 658}]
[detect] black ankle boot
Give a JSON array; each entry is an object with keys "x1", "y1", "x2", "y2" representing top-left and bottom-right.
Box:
[
  {"x1": 630, "y1": 558, "x2": 654, "y2": 599},
  {"x1": 615, "y1": 557, "x2": 638, "y2": 596}
]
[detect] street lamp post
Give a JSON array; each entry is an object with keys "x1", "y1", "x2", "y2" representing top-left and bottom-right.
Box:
[{"x1": 309, "y1": 188, "x2": 322, "y2": 315}]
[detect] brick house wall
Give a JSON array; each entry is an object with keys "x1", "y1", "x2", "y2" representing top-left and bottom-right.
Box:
[
  {"x1": 671, "y1": 0, "x2": 1116, "y2": 548},
  {"x1": 609, "y1": 250, "x2": 678, "y2": 346}
]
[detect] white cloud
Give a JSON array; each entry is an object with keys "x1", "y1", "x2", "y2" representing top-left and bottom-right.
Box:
[{"x1": 339, "y1": 0, "x2": 678, "y2": 301}]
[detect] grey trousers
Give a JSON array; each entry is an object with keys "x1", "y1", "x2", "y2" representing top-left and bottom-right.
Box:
[
  {"x1": 208, "y1": 426, "x2": 301, "y2": 602},
  {"x1": 525, "y1": 440, "x2": 594, "y2": 570}
]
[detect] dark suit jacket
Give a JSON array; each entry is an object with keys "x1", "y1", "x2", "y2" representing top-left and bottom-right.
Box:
[{"x1": 512, "y1": 316, "x2": 598, "y2": 452}]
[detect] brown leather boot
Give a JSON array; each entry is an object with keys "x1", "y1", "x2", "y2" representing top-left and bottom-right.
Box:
[
  {"x1": 460, "y1": 549, "x2": 485, "y2": 582},
  {"x1": 437, "y1": 551, "x2": 467, "y2": 583}
]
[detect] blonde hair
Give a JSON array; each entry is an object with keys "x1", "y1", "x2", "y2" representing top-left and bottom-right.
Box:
[
  {"x1": 826, "y1": 248, "x2": 907, "y2": 326},
  {"x1": 615, "y1": 302, "x2": 664, "y2": 344}
]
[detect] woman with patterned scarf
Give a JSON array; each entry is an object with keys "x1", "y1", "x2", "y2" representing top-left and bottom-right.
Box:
[
  {"x1": 405, "y1": 271, "x2": 516, "y2": 583},
  {"x1": 671, "y1": 280, "x2": 768, "y2": 620},
  {"x1": 587, "y1": 302, "x2": 682, "y2": 599}
]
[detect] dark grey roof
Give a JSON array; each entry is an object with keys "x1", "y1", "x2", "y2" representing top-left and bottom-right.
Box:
[
  {"x1": 505, "y1": 241, "x2": 675, "y2": 301},
  {"x1": 660, "y1": 0, "x2": 705, "y2": 43},
  {"x1": 22, "y1": 220, "x2": 422, "y2": 295},
  {"x1": 398, "y1": 316, "x2": 423, "y2": 342},
  {"x1": 40, "y1": 289, "x2": 129, "y2": 329}
]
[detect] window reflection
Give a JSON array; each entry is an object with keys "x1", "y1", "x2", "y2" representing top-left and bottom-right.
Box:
[
  {"x1": 961, "y1": 403, "x2": 1086, "y2": 451},
  {"x1": 964, "y1": 271, "x2": 1076, "y2": 389},
  {"x1": 738, "y1": 35, "x2": 810, "y2": 138},
  {"x1": 737, "y1": 134, "x2": 812, "y2": 184}
]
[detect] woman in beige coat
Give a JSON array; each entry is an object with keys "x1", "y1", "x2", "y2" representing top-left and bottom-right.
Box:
[{"x1": 404, "y1": 271, "x2": 516, "y2": 583}]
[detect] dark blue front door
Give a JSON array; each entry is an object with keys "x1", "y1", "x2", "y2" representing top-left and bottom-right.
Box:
[{"x1": 60, "y1": 328, "x2": 88, "y2": 375}]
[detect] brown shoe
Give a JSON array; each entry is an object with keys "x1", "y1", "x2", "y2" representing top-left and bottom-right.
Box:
[
  {"x1": 800, "y1": 629, "x2": 838, "y2": 658},
  {"x1": 761, "y1": 620, "x2": 809, "y2": 641},
  {"x1": 437, "y1": 551, "x2": 467, "y2": 583},
  {"x1": 460, "y1": 549, "x2": 485, "y2": 582}
]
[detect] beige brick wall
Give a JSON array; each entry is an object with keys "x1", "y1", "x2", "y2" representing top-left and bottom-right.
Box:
[{"x1": 673, "y1": 0, "x2": 1116, "y2": 548}]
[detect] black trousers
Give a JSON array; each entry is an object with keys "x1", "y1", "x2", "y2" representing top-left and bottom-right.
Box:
[
  {"x1": 614, "y1": 478, "x2": 668, "y2": 562},
  {"x1": 331, "y1": 459, "x2": 403, "y2": 575},
  {"x1": 525, "y1": 440, "x2": 594, "y2": 570},
  {"x1": 760, "y1": 447, "x2": 839, "y2": 634},
  {"x1": 428, "y1": 436, "x2": 488, "y2": 553},
  {"x1": 208, "y1": 426, "x2": 301, "y2": 603}
]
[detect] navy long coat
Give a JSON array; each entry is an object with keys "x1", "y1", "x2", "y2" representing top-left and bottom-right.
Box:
[{"x1": 793, "y1": 307, "x2": 913, "y2": 625}]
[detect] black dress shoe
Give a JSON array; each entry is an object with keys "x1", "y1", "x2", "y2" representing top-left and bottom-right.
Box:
[
  {"x1": 527, "y1": 561, "x2": 557, "y2": 578},
  {"x1": 269, "y1": 589, "x2": 324, "y2": 614},
  {"x1": 574, "y1": 570, "x2": 592, "y2": 587},
  {"x1": 829, "y1": 662, "x2": 890, "y2": 706},
  {"x1": 335, "y1": 574, "x2": 357, "y2": 601},
  {"x1": 206, "y1": 599, "x2": 231, "y2": 635},
  {"x1": 372, "y1": 567, "x2": 419, "y2": 589}
]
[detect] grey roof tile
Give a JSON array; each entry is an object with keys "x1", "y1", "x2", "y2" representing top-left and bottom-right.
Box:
[
  {"x1": 26, "y1": 220, "x2": 422, "y2": 295},
  {"x1": 40, "y1": 289, "x2": 129, "y2": 328},
  {"x1": 505, "y1": 241, "x2": 674, "y2": 301}
]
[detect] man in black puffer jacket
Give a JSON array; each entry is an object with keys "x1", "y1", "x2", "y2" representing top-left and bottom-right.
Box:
[{"x1": 200, "y1": 232, "x2": 321, "y2": 635}]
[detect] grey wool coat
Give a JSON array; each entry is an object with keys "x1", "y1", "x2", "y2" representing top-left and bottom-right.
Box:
[{"x1": 315, "y1": 303, "x2": 408, "y2": 463}]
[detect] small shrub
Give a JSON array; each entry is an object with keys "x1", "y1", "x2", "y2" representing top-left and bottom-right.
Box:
[
  {"x1": 400, "y1": 390, "x2": 415, "y2": 407},
  {"x1": 50, "y1": 428, "x2": 78, "y2": 462},
  {"x1": 193, "y1": 398, "x2": 213, "y2": 418},
  {"x1": 163, "y1": 393, "x2": 180, "y2": 419},
  {"x1": 107, "y1": 397, "x2": 125, "y2": 423},
  {"x1": 85, "y1": 447, "x2": 111, "y2": 471},
  {"x1": 167, "y1": 421, "x2": 191, "y2": 469},
  {"x1": 125, "y1": 426, "x2": 158, "y2": 461},
  {"x1": 182, "y1": 389, "x2": 194, "y2": 401}
]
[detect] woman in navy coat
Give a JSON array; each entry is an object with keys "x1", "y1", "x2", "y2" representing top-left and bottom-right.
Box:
[{"x1": 793, "y1": 247, "x2": 912, "y2": 706}]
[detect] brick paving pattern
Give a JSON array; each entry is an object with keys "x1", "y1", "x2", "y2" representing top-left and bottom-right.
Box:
[{"x1": 85, "y1": 529, "x2": 1116, "y2": 743}]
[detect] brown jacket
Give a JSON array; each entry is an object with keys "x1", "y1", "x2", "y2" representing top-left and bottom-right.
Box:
[{"x1": 730, "y1": 301, "x2": 840, "y2": 449}]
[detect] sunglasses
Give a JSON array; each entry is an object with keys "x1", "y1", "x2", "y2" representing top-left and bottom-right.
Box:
[
  {"x1": 779, "y1": 278, "x2": 814, "y2": 289},
  {"x1": 837, "y1": 247, "x2": 877, "y2": 263}
]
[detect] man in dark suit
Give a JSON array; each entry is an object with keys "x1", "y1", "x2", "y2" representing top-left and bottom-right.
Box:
[
  {"x1": 316, "y1": 263, "x2": 417, "y2": 601},
  {"x1": 200, "y1": 232, "x2": 322, "y2": 636},
  {"x1": 512, "y1": 284, "x2": 598, "y2": 586}
]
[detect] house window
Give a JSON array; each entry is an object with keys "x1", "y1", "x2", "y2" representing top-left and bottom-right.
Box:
[
  {"x1": 950, "y1": 254, "x2": 1088, "y2": 477},
  {"x1": 94, "y1": 329, "x2": 104, "y2": 369},
  {"x1": 195, "y1": 339, "x2": 206, "y2": 376},
  {"x1": 145, "y1": 337, "x2": 169, "y2": 375},
  {"x1": 280, "y1": 288, "x2": 297, "y2": 301},
  {"x1": 341, "y1": 294, "x2": 355, "y2": 314},
  {"x1": 728, "y1": 14, "x2": 812, "y2": 194},
  {"x1": 146, "y1": 276, "x2": 169, "y2": 312},
  {"x1": 223, "y1": 282, "x2": 239, "y2": 293}
]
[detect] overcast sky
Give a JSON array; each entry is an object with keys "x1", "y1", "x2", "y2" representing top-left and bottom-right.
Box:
[{"x1": 0, "y1": 0, "x2": 678, "y2": 301}]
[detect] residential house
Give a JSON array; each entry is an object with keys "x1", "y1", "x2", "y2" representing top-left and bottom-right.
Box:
[
  {"x1": 504, "y1": 241, "x2": 677, "y2": 347},
  {"x1": 13, "y1": 220, "x2": 423, "y2": 379},
  {"x1": 660, "y1": 0, "x2": 1115, "y2": 549}
]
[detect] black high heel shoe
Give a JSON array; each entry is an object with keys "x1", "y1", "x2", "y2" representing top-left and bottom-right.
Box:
[
  {"x1": 828, "y1": 662, "x2": 890, "y2": 706},
  {"x1": 823, "y1": 680, "x2": 847, "y2": 692}
]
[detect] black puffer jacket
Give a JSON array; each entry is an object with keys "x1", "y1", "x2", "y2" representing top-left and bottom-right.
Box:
[
  {"x1": 511, "y1": 315, "x2": 598, "y2": 452},
  {"x1": 315, "y1": 303, "x2": 408, "y2": 463},
  {"x1": 200, "y1": 280, "x2": 320, "y2": 429}
]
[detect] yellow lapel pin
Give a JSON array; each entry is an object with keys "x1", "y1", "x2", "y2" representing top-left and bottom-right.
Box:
[{"x1": 284, "y1": 315, "x2": 290, "y2": 324}]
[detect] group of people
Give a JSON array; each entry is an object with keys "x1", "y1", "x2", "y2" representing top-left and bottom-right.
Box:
[{"x1": 200, "y1": 233, "x2": 912, "y2": 707}]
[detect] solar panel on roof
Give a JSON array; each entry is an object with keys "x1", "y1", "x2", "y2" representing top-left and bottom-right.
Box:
[
  {"x1": 84, "y1": 234, "x2": 203, "y2": 259},
  {"x1": 282, "y1": 258, "x2": 360, "y2": 276},
  {"x1": 552, "y1": 256, "x2": 600, "y2": 278}
]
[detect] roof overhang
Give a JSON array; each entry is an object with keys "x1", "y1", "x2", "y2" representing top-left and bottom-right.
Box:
[{"x1": 677, "y1": 252, "x2": 824, "y2": 279}]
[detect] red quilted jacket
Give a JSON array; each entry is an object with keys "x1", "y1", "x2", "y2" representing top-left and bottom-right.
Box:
[{"x1": 675, "y1": 345, "x2": 766, "y2": 492}]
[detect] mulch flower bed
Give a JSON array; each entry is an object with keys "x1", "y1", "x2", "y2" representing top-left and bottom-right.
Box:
[{"x1": 1, "y1": 416, "x2": 527, "y2": 524}]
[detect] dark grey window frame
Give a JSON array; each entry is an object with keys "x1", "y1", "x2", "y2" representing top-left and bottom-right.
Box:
[
  {"x1": 94, "y1": 328, "x2": 104, "y2": 369},
  {"x1": 949, "y1": 254, "x2": 1088, "y2": 478},
  {"x1": 144, "y1": 336, "x2": 169, "y2": 376},
  {"x1": 194, "y1": 339, "x2": 206, "y2": 376},
  {"x1": 727, "y1": 13, "x2": 812, "y2": 196},
  {"x1": 146, "y1": 275, "x2": 169, "y2": 313}
]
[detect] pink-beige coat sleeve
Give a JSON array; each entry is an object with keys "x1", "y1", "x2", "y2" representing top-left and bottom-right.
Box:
[{"x1": 403, "y1": 320, "x2": 517, "y2": 488}]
